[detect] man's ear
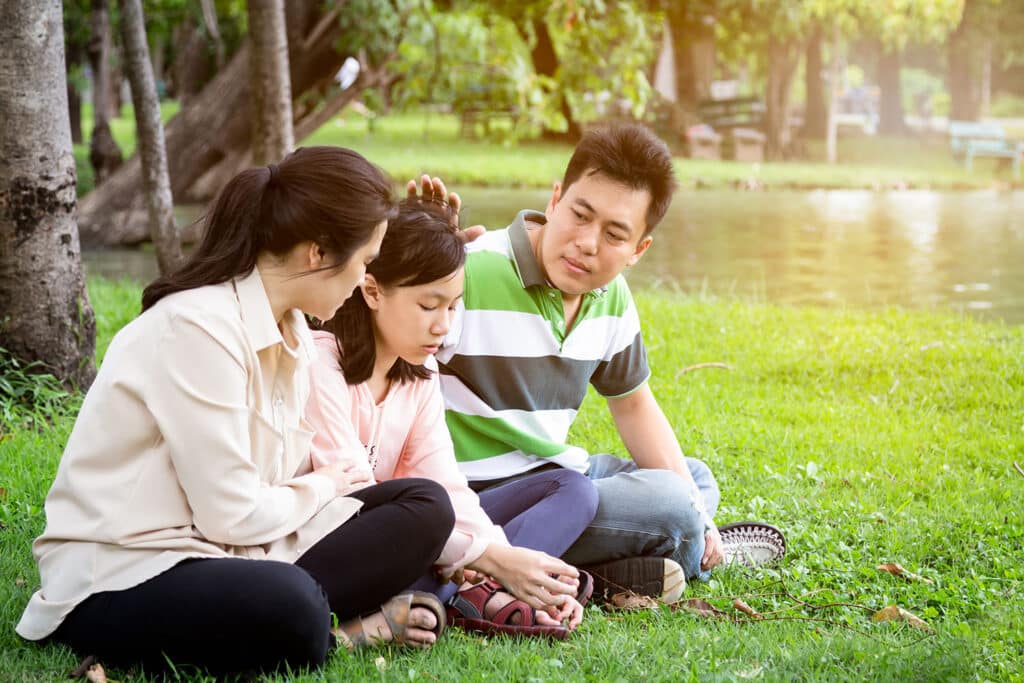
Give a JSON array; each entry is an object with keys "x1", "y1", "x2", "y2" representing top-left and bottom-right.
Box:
[
  {"x1": 627, "y1": 235, "x2": 653, "y2": 267},
  {"x1": 360, "y1": 274, "x2": 381, "y2": 310},
  {"x1": 544, "y1": 181, "x2": 563, "y2": 219}
]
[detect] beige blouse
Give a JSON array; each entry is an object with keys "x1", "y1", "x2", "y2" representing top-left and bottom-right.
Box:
[{"x1": 16, "y1": 268, "x2": 361, "y2": 641}]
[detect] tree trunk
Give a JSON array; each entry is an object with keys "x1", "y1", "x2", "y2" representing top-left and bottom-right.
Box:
[
  {"x1": 825, "y1": 25, "x2": 841, "y2": 164},
  {"x1": 68, "y1": 79, "x2": 84, "y2": 144},
  {"x1": 77, "y1": 0, "x2": 358, "y2": 245},
  {"x1": 803, "y1": 23, "x2": 827, "y2": 139},
  {"x1": 0, "y1": 0, "x2": 96, "y2": 388},
  {"x1": 765, "y1": 37, "x2": 799, "y2": 160},
  {"x1": 528, "y1": 18, "x2": 580, "y2": 142},
  {"x1": 88, "y1": 0, "x2": 123, "y2": 185},
  {"x1": 947, "y1": 0, "x2": 981, "y2": 121},
  {"x1": 170, "y1": 17, "x2": 211, "y2": 105},
  {"x1": 247, "y1": 0, "x2": 295, "y2": 165},
  {"x1": 668, "y1": 5, "x2": 715, "y2": 129},
  {"x1": 877, "y1": 46, "x2": 906, "y2": 136},
  {"x1": 119, "y1": 0, "x2": 183, "y2": 274},
  {"x1": 200, "y1": 0, "x2": 226, "y2": 71}
]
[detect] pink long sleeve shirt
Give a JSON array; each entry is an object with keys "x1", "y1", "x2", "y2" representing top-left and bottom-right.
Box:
[{"x1": 305, "y1": 331, "x2": 508, "y2": 574}]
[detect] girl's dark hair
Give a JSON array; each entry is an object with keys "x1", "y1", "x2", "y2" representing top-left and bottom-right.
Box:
[
  {"x1": 321, "y1": 198, "x2": 465, "y2": 385},
  {"x1": 141, "y1": 146, "x2": 397, "y2": 311}
]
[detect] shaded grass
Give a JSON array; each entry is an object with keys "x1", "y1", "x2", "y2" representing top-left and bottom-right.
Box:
[{"x1": 2, "y1": 279, "x2": 1022, "y2": 681}]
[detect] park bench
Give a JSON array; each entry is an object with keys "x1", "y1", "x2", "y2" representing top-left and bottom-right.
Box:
[
  {"x1": 454, "y1": 83, "x2": 521, "y2": 139},
  {"x1": 948, "y1": 120, "x2": 1022, "y2": 179},
  {"x1": 693, "y1": 96, "x2": 767, "y2": 162}
]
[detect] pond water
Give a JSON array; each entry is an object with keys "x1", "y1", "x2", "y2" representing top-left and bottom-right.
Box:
[{"x1": 83, "y1": 189, "x2": 1024, "y2": 324}]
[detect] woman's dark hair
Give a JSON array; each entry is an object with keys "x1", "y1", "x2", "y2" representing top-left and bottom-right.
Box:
[
  {"x1": 141, "y1": 146, "x2": 397, "y2": 311},
  {"x1": 321, "y1": 197, "x2": 465, "y2": 385}
]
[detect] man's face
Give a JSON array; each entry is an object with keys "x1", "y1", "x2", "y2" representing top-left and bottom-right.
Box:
[{"x1": 533, "y1": 172, "x2": 653, "y2": 298}]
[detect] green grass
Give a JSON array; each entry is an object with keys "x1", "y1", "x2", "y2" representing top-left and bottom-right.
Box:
[
  {"x1": 2, "y1": 279, "x2": 1022, "y2": 681},
  {"x1": 72, "y1": 105, "x2": 1021, "y2": 197}
]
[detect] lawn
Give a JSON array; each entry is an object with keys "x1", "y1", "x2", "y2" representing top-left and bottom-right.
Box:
[
  {"x1": 2, "y1": 279, "x2": 1022, "y2": 682},
  {"x1": 71, "y1": 104, "x2": 1021, "y2": 197}
]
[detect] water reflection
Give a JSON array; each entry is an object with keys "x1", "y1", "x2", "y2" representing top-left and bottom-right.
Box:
[{"x1": 83, "y1": 189, "x2": 1024, "y2": 324}]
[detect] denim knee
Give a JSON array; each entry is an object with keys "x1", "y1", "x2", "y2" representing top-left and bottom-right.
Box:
[{"x1": 630, "y1": 469, "x2": 706, "y2": 549}]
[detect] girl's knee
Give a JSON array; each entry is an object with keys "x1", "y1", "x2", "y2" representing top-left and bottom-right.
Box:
[{"x1": 400, "y1": 478, "x2": 456, "y2": 549}]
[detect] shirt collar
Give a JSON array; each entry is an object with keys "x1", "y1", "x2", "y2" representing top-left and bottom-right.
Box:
[
  {"x1": 506, "y1": 209, "x2": 607, "y2": 298},
  {"x1": 233, "y1": 266, "x2": 289, "y2": 354},
  {"x1": 507, "y1": 210, "x2": 547, "y2": 288}
]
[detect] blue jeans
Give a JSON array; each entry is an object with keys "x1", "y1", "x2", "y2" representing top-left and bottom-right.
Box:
[
  {"x1": 561, "y1": 455, "x2": 721, "y2": 581},
  {"x1": 412, "y1": 468, "x2": 598, "y2": 601}
]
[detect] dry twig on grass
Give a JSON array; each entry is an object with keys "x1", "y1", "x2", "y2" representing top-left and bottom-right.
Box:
[{"x1": 675, "y1": 362, "x2": 734, "y2": 378}]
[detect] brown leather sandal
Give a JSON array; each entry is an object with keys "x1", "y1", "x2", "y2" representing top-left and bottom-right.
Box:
[
  {"x1": 335, "y1": 591, "x2": 446, "y2": 649},
  {"x1": 446, "y1": 580, "x2": 570, "y2": 639}
]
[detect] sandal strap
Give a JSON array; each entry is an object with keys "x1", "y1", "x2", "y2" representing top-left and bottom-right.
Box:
[{"x1": 380, "y1": 593, "x2": 413, "y2": 645}]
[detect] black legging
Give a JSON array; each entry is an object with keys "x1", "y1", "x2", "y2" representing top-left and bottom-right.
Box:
[{"x1": 50, "y1": 478, "x2": 455, "y2": 675}]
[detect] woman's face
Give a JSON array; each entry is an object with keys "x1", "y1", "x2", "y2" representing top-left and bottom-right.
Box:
[
  {"x1": 369, "y1": 267, "x2": 465, "y2": 366},
  {"x1": 306, "y1": 221, "x2": 387, "y2": 321}
]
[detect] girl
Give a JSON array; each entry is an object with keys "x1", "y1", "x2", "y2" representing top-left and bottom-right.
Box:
[
  {"x1": 305, "y1": 185, "x2": 599, "y2": 638},
  {"x1": 17, "y1": 148, "x2": 455, "y2": 675}
]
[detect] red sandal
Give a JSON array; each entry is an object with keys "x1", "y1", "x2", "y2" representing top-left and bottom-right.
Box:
[{"x1": 446, "y1": 580, "x2": 571, "y2": 639}]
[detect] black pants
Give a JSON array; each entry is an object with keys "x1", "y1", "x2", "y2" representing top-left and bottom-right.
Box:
[{"x1": 50, "y1": 478, "x2": 455, "y2": 675}]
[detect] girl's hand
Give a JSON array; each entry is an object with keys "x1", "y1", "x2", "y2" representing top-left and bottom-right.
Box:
[
  {"x1": 545, "y1": 594, "x2": 584, "y2": 630},
  {"x1": 470, "y1": 545, "x2": 580, "y2": 611},
  {"x1": 406, "y1": 175, "x2": 486, "y2": 243},
  {"x1": 315, "y1": 459, "x2": 374, "y2": 496}
]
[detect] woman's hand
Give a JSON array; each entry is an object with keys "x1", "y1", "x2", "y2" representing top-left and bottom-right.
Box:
[
  {"x1": 406, "y1": 175, "x2": 486, "y2": 243},
  {"x1": 314, "y1": 459, "x2": 374, "y2": 496},
  {"x1": 470, "y1": 544, "x2": 580, "y2": 612}
]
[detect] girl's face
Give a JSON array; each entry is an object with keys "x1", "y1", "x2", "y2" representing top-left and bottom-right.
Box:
[
  {"x1": 367, "y1": 267, "x2": 465, "y2": 366},
  {"x1": 305, "y1": 221, "x2": 387, "y2": 321}
]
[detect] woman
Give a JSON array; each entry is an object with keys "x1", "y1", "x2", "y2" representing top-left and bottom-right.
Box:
[
  {"x1": 17, "y1": 148, "x2": 455, "y2": 675},
  {"x1": 305, "y1": 186, "x2": 599, "y2": 639}
]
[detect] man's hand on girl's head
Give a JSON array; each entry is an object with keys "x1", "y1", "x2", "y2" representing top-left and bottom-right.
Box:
[{"x1": 406, "y1": 175, "x2": 485, "y2": 243}]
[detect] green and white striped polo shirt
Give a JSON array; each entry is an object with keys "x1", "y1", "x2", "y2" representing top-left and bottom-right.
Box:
[{"x1": 437, "y1": 209, "x2": 650, "y2": 480}]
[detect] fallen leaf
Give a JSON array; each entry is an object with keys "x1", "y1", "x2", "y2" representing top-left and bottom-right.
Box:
[
  {"x1": 14, "y1": 578, "x2": 26, "y2": 587},
  {"x1": 0, "y1": 487, "x2": 6, "y2": 497},
  {"x1": 85, "y1": 663, "x2": 108, "y2": 683},
  {"x1": 733, "y1": 598, "x2": 761, "y2": 618},
  {"x1": 877, "y1": 563, "x2": 934, "y2": 585},
  {"x1": 871, "y1": 605, "x2": 933, "y2": 632},
  {"x1": 375, "y1": 656, "x2": 388, "y2": 672},
  {"x1": 678, "y1": 598, "x2": 729, "y2": 619},
  {"x1": 608, "y1": 592, "x2": 660, "y2": 610}
]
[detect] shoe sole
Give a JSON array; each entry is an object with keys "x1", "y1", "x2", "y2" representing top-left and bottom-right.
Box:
[{"x1": 584, "y1": 557, "x2": 685, "y2": 604}]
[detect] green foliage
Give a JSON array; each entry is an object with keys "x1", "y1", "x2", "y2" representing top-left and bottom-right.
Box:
[
  {"x1": 990, "y1": 92, "x2": 1024, "y2": 117},
  {"x1": 0, "y1": 349, "x2": 78, "y2": 431},
  {"x1": 546, "y1": 0, "x2": 659, "y2": 124}
]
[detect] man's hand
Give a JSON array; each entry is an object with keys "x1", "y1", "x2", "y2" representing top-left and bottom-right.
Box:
[
  {"x1": 701, "y1": 524, "x2": 724, "y2": 571},
  {"x1": 406, "y1": 174, "x2": 485, "y2": 243}
]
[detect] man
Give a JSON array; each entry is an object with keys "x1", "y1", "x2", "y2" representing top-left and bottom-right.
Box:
[{"x1": 436, "y1": 123, "x2": 781, "y2": 602}]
